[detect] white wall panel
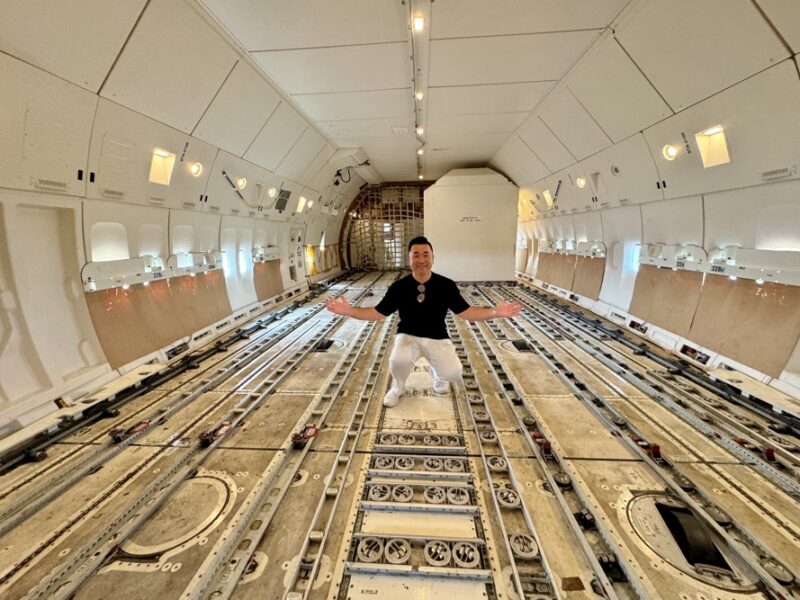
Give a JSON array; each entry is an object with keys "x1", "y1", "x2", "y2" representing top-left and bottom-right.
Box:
[
  {"x1": 0, "y1": 0, "x2": 145, "y2": 92},
  {"x1": 101, "y1": 0, "x2": 238, "y2": 133},
  {"x1": 598, "y1": 205, "x2": 642, "y2": 310},
  {"x1": 299, "y1": 145, "x2": 335, "y2": 188},
  {"x1": 616, "y1": 0, "x2": 789, "y2": 111},
  {"x1": 539, "y1": 89, "x2": 612, "y2": 160},
  {"x1": 193, "y1": 61, "x2": 281, "y2": 157},
  {"x1": 579, "y1": 133, "x2": 663, "y2": 207},
  {"x1": 424, "y1": 170, "x2": 518, "y2": 281},
  {"x1": 0, "y1": 53, "x2": 97, "y2": 197},
  {"x1": 276, "y1": 128, "x2": 326, "y2": 181},
  {"x1": 542, "y1": 166, "x2": 594, "y2": 213},
  {"x1": 169, "y1": 211, "x2": 222, "y2": 255},
  {"x1": 220, "y1": 216, "x2": 257, "y2": 310},
  {"x1": 517, "y1": 118, "x2": 575, "y2": 172},
  {"x1": 641, "y1": 196, "x2": 703, "y2": 246},
  {"x1": 205, "y1": 151, "x2": 281, "y2": 217},
  {"x1": 0, "y1": 192, "x2": 108, "y2": 431},
  {"x1": 87, "y1": 100, "x2": 219, "y2": 211},
  {"x1": 429, "y1": 31, "x2": 598, "y2": 87},
  {"x1": 572, "y1": 211, "x2": 604, "y2": 242},
  {"x1": 642, "y1": 61, "x2": 800, "y2": 201},
  {"x1": 428, "y1": 82, "x2": 552, "y2": 116},
  {"x1": 253, "y1": 43, "x2": 408, "y2": 94},
  {"x1": 550, "y1": 215, "x2": 575, "y2": 242},
  {"x1": 568, "y1": 35, "x2": 673, "y2": 142},
  {"x1": 756, "y1": 0, "x2": 800, "y2": 54},
  {"x1": 244, "y1": 102, "x2": 308, "y2": 171},
  {"x1": 704, "y1": 179, "x2": 800, "y2": 253},
  {"x1": 83, "y1": 201, "x2": 169, "y2": 263}
]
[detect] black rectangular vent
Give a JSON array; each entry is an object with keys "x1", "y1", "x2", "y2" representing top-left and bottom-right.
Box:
[{"x1": 275, "y1": 189, "x2": 291, "y2": 211}]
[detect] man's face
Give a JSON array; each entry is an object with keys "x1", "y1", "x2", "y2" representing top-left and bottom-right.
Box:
[{"x1": 409, "y1": 243, "x2": 433, "y2": 277}]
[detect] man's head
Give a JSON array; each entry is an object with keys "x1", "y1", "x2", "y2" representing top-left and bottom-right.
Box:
[{"x1": 408, "y1": 236, "x2": 434, "y2": 280}]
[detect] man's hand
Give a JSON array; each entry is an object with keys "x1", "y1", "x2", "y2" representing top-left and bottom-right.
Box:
[
  {"x1": 325, "y1": 296, "x2": 352, "y2": 316},
  {"x1": 494, "y1": 299, "x2": 522, "y2": 318}
]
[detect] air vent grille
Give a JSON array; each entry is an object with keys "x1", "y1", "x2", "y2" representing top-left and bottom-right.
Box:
[{"x1": 761, "y1": 166, "x2": 796, "y2": 181}]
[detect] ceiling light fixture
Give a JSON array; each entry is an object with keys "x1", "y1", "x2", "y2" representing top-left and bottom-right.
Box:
[
  {"x1": 415, "y1": 91, "x2": 424, "y2": 100},
  {"x1": 662, "y1": 144, "x2": 679, "y2": 161},
  {"x1": 413, "y1": 16, "x2": 424, "y2": 32},
  {"x1": 418, "y1": 174, "x2": 424, "y2": 180},
  {"x1": 575, "y1": 176, "x2": 586, "y2": 188},
  {"x1": 189, "y1": 161, "x2": 203, "y2": 177},
  {"x1": 416, "y1": 126, "x2": 424, "y2": 136},
  {"x1": 417, "y1": 147, "x2": 424, "y2": 156},
  {"x1": 236, "y1": 177, "x2": 247, "y2": 190},
  {"x1": 267, "y1": 187, "x2": 277, "y2": 198}
]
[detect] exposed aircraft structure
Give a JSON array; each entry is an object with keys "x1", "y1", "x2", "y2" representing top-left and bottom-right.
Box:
[{"x1": 1, "y1": 1, "x2": 799, "y2": 599}]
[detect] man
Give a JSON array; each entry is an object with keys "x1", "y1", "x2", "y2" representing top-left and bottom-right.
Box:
[{"x1": 325, "y1": 236, "x2": 522, "y2": 407}]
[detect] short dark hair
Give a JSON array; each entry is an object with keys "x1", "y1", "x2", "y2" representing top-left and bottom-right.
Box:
[{"x1": 408, "y1": 236, "x2": 433, "y2": 253}]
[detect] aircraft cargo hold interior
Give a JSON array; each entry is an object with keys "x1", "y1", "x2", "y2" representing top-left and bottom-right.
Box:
[{"x1": 1, "y1": 1, "x2": 800, "y2": 599}]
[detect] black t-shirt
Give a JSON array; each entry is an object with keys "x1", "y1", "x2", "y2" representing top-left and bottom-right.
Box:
[{"x1": 375, "y1": 272, "x2": 470, "y2": 339}]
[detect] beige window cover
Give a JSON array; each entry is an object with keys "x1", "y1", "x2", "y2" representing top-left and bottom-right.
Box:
[
  {"x1": 254, "y1": 260, "x2": 283, "y2": 301},
  {"x1": 628, "y1": 265, "x2": 703, "y2": 338},
  {"x1": 689, "y1": 276, "x2": 800, "y2": 378},
  {"x1": 571, "y1": 256, "x2": 605, "y2": 300},
  {"x1": 85, "y1": 270, "x2": 232, "y2": 369}
]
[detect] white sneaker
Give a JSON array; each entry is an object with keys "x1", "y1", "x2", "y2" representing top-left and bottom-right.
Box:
[
  {"x1": 433, "y1": 378, "x2": 449, "y2": 394},
  {"x1": 383, "y1": 386, "x2": 403, "y2": 407}
]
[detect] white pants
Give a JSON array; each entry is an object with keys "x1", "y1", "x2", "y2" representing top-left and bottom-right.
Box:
[{"x1": 388, "y1": 333, "x2": 463, "y2": 391}]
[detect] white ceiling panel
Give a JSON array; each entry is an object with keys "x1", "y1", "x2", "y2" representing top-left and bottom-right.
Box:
[
  {"x1": 431, "y1": 0, "x2": 626, "y2": 38},
  {"x1": 318, "y1": 117, "x2": 415, "y2": 140},
  {"x1": 539, "y1": 89, "x2": 612, "y2": 160},
  {"x1": 502, "y1": 136, "x2": 551, "y2": 182},
  {"x1": 757, "y1": 0, "x2": 800, "y2": 53},
  {"x1": 244, "y1": 102, "x2": 308, "y2": 170},
  {"x1": 101, "y1": 0, "x2": 238, "y2": 133},
  {"x1": 276, "y1": 127, "x2": 326, "y2": 181},
  {"x1": 293, "y1": 89, "x2": 411, "y2": 121},
  {"x1": 372, "y1": 160, "x2": 418, "y2": 181},
  {"x1": 253, "y1": 43, "x2": 408, "y2": 95},
  {"x1": 427, "y1": 133, "x2": 509, "y2": 152},
  {"x1": 428, "y1": 82, "x2": 552, "y2": 116},
  {"x1": 518, "y1": 118, "x2": 575, "y2": 172},
  {"x1": 615, "y1": 0, "x2": 789, "y2": 111},
  {"x1": 568, "y1": 37, "x2": 672, "y2": 142},
  {"x1": 193, "y1": 61, "x2": 281, "y2": 156},
  {"x1": 199, "y1": 0, "x2": 406, "y2": 50},
  {"x1": 0, "y1": 0, "x2": 146, "y2": 92},
  {"x1": 427, "y1": 113, "x2": 527, "y2": 137},
  {"x1": 429, "y1": 31, "x2": 599, "y2": 87}
]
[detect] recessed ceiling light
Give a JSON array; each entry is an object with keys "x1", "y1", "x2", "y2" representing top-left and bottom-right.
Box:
[
  {"x1": 662, "y1": 144, "x2": 679, "y2": 160},
  {"x1": 267, "y1": 187, "x2": 277, "y2": 198},
  {"x1": 416, "y1": 126, "x2": 424, "y2": 136},
  {"x1": 236, "y1": 177, "x2": 247, "y2": 189},
  {"x1": 575, "y1": 176, "x2": 586, "y2": 188},
  {"x1": 189, "y1": 162, "x2": 203, "y2": 177},
  {"x1": 418, "y1": 174, "x2": 424, "y2": 180},
  {"x1": 417, "y1": 147, "x2": 424, "y2": 155},
  {"x1": 415, "y1": 91, "x2": 424, "y2": 100},
  {"x1": 413, "y1": 16, "x2": 424, "y2": 32}
]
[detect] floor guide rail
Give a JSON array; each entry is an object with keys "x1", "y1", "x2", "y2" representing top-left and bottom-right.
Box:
[{"x1": 0, "y1": 273, "x2": 797, "y2": 599}]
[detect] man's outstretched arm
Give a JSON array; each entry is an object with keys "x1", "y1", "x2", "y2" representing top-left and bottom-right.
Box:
[
  {"x1": 325, "y1": 296, "x2": 386, "y2": 321},
  {"x1": 457, "y1": 299, "x2": 522, "y2": 322}
]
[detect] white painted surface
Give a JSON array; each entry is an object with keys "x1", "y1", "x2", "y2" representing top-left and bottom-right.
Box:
[{"x1": 424, "y1": 169, "x2": 518, "y2": 282}]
